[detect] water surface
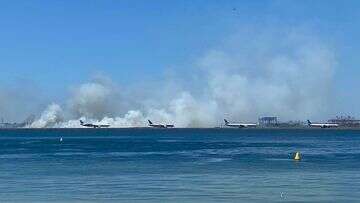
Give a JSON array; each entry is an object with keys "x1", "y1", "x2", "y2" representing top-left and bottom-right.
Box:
[{"x1": 0, "y1": 128, "x2": 359, "y2": 202}]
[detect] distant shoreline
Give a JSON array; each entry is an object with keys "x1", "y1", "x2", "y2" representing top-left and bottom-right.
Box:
[{"x1": 1, "y1": 127, "x2": 360, "y2": 130}]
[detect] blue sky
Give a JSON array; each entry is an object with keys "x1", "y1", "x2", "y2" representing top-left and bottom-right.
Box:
[{"x1": 1, "y1": 0, "x2": 360, "y2": 120}]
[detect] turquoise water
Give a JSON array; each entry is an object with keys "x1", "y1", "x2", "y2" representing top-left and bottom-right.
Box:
[{"x1": 0, "y1": 129, "x2": 359, "y2": 202}]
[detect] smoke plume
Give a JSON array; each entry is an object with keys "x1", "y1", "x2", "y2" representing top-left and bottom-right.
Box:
[
  {"x1": 68, "y1": 81, "x2": 112, "y2": 119},
  {"x1": 29, "y1": 27, "x2": 336, "y2": 128},
  {"x1": 30, "y1": 103, "x2": 63, "y2": 128}
]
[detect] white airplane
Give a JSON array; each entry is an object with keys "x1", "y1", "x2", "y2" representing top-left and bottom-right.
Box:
[
  {"x1": 80, "y1": 120, "x2": 110, "y2": 128},
  {"x1": 307, "y1": 120, "x2": 338, "y2": 128},
  {"x1": 224, "y1": 119, "x2": 257, "y2": 128},
  {"x1": 148, "y1": 120, "x2": 174, "y2": 128}
]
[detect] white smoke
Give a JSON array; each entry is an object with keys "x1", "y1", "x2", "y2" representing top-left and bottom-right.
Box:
[
  {"x1": 0, "y1": 80, "x2": 43, "y2": 122},
  {"x1": 29, "y1": 103, "x2": 63, "y2": 128},
  {"x1": 29, "y1": 28, "x2": 336, "y2": 128},
  {"x1": 68, "y1": 79, "x2": 113, "y2": 119},
  {"x1": 200, "y1": 39, "x2": 335, "y2": 121},
  {"x1": 162, "y1": 92, "x2": 217, "y2": 127},
  {"x1": 49, "y1": 110, "x2": 146, "y2": 128}
]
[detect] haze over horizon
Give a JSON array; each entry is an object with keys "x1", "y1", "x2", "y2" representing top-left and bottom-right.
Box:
[{"x1": 1, "y1": 1, "x2": 360, "y2": 127}]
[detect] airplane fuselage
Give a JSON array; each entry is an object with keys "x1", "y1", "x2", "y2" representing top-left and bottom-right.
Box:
[
  {"x1": 307, "y1": 120, "x2": 338, "y2": 128},
  {"x1": 224, "y1": 119, "x2": 257, "y2": 128},
  {"x1": 309, "y1": 123, "x2": 338, "y2": 128},
  {"x1": 149, "y1": 124, "x2": 174, "y2": 128},
  {"x1": 225, "y1": 123, "x2": 257, "y2": 128},
  {"x1": 148, "y1": 120, "x2": 174, "y2": 128},
  {"x1": 82, "y1": 124, "x2": 98, "y2": 128},
  {"x1": 80, "y1": 120, "x2": 110, "y2": 128}
]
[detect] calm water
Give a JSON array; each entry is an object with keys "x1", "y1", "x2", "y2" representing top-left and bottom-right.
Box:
[{"x1": 0, "y1": 128, "x2": 359, "y2": 202}]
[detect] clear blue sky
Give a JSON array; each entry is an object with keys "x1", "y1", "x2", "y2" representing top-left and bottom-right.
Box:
[{"x1": 1, "y1": 0, "x2": 360, "y2": 117}]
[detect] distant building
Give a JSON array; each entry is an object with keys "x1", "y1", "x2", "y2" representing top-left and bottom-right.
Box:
[
  {"x1": 328, "y1": 116, "x2": 360, "y2": 127},
  {"x1": 258, "y1": 116, "x2": 278, "y2": 126}
]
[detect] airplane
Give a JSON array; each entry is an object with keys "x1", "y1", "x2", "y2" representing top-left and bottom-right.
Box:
[
  {"x1": 80, "y1": 120, "x2": 110, "y2": 128},
  {"x1": 224, "y1": 119, "x2": 257, "y2": 128},
  {"x1": 148, "y1": 120, "x2": 174, "y2": 128},
  {"x1": 307, "y1": 120, "x2": 338, "y2": 128}
]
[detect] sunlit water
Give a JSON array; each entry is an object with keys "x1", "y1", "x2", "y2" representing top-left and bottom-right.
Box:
[{"x1": 0, "y1": 128, "x2": 359, "y2": 202}]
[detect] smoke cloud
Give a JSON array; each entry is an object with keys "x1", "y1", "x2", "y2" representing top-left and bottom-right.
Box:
[
  {"x1": 0, "y1": 79, "x2": 43, "y2": 123},
  {"x1": 68, "y1": 81, "x2": 112, "y2": 119},
  {"x1": 30, "y1": 103, "x2": 63, "y2": 128},
  {"x1": 29, "y1": 27, "x2": 336, "y2": 128}
]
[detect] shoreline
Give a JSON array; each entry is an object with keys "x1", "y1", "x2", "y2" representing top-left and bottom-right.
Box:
[{"x1": 1, "y1": 127, "x2": 360, "y2": 130}]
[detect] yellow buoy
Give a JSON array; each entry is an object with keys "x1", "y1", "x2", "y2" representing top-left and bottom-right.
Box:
[{"x1": 294, "y1": 152, "x2": 301, "y2": 160}]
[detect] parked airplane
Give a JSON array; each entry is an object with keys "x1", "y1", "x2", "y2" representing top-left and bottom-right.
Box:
[
  {"x1": 307, "y1": 120, "x2": 338, "y2": 128},
  {"x1": 224, "y1": 119, "x2": 257, "y2": 128},
  {"x1": 80, "y1": 120, "x2": 110, "y2": 128},
  {"x1": 148, "y1": 120, "x2": 174, "y2": 128}
]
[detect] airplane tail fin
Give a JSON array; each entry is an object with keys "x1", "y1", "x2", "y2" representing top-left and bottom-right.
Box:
[
  {"x1": 224, "y1": 119, "x2": 229, "y2": 125},
  {"x1": 307, "y1": 120, "x2": 311, "y2": 125},
  {"x1": 148, "y1": 120, "x2": 153, "y2": 125},
  {"x1": 80, "y1": 120, "x2": 84, "y2": 125}
]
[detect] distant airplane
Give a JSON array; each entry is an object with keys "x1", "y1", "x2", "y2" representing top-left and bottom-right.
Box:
[
  {"x1": 148, "y1": 120, "x2": 174, "y2": 128},
  {"x1": 307, "y1": 120, "x2": 338, "y2": 128},
  {"x1": 224, "y1": 119, "x2": 257, "y2": 128},
  {"x1": 80, "y1": 120, "x2": 110, "y2": 128}
]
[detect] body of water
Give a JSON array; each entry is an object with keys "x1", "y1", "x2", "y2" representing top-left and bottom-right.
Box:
[{"x1": 0, "y1": 128, "x2": 359, "y2": 202}]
